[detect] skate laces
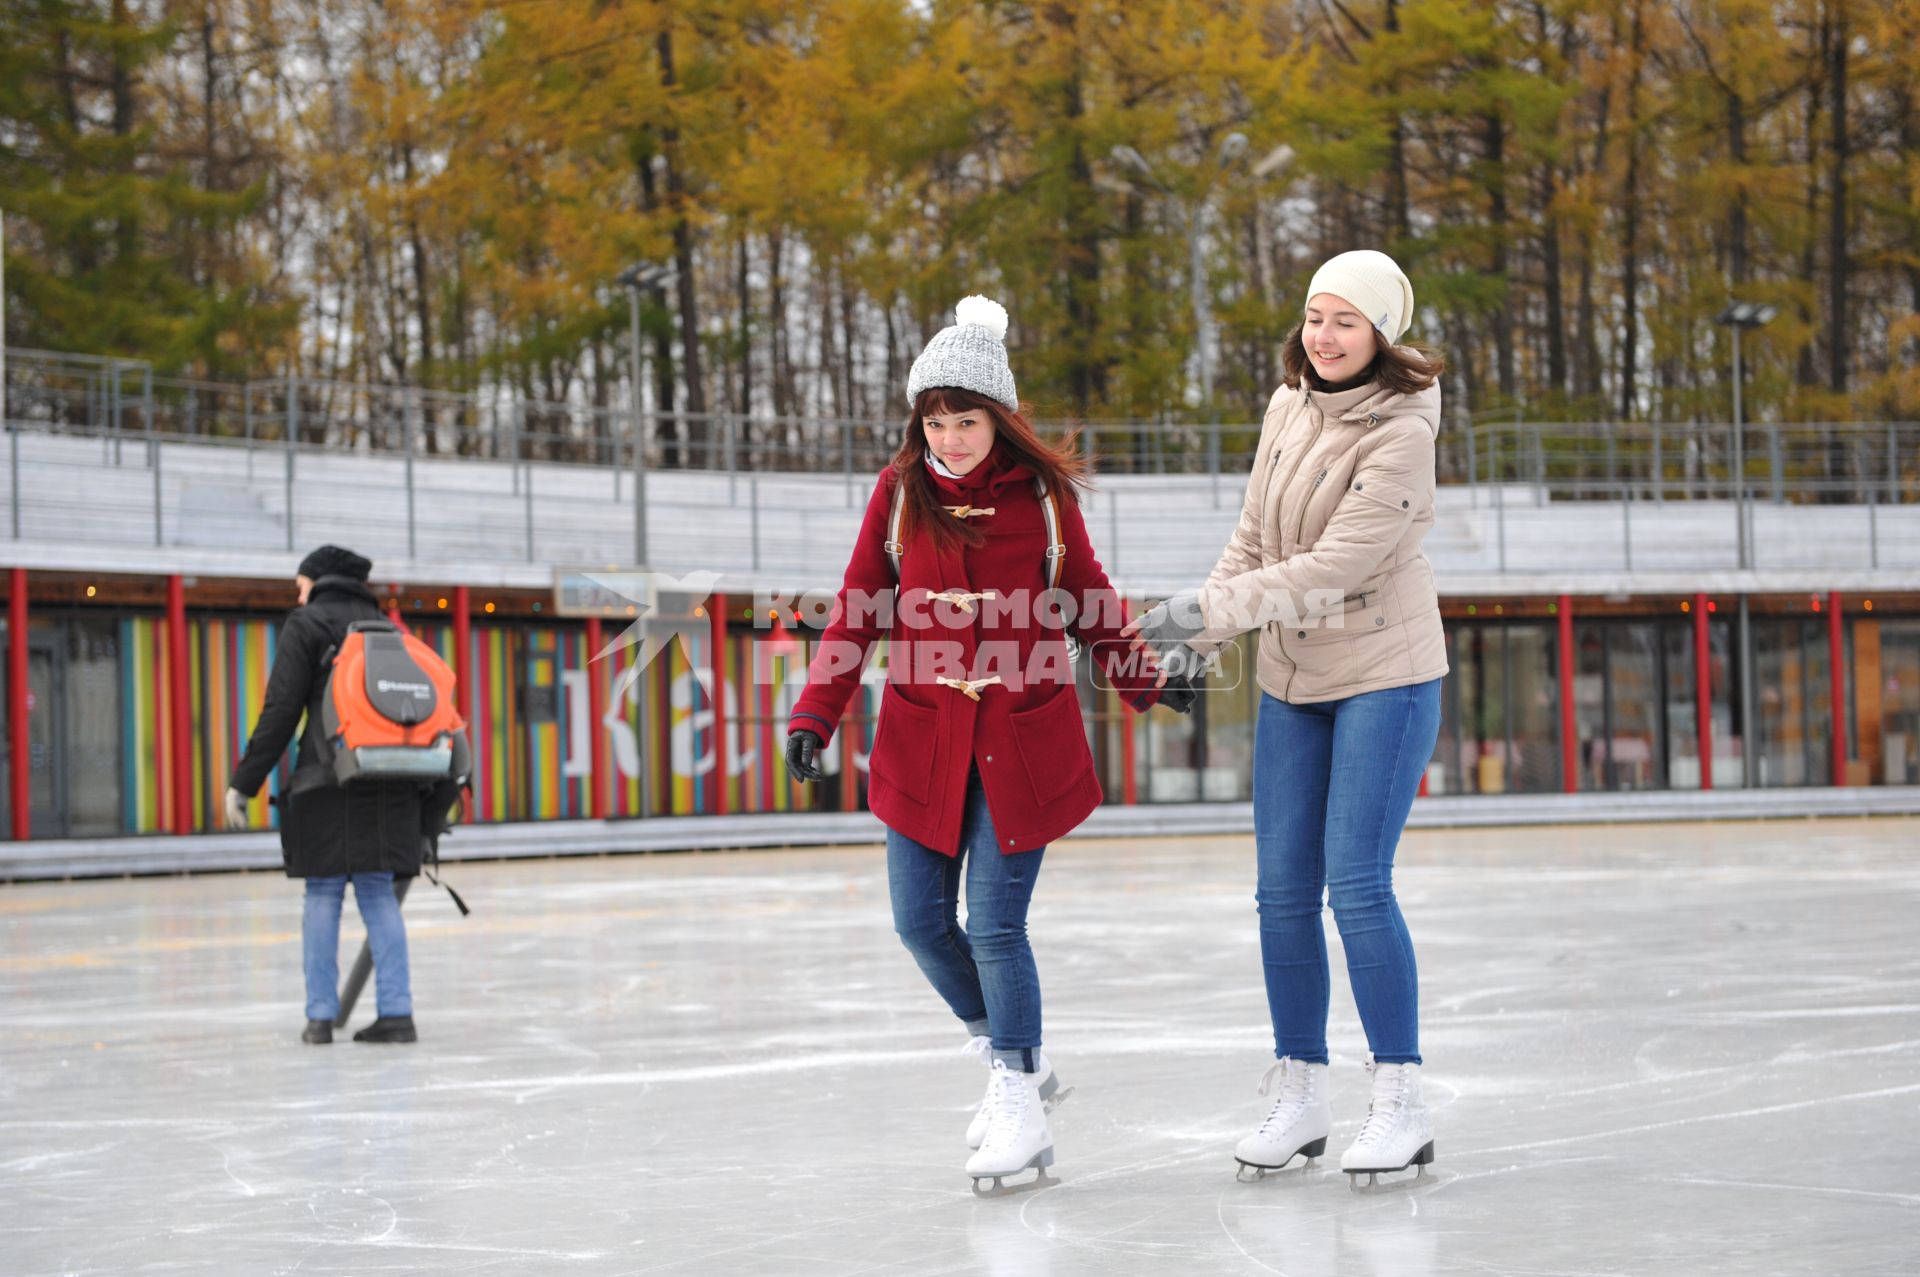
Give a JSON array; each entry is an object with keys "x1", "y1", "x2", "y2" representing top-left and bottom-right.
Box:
[
  {"x1": 978, "y1": 1061, "x2": 1031, "y2": 1151},
  {"x1": 961, "y1": 1035, "x2": 992, "y2": 1063},
  {"x1": 1254, "y1": 1058, "x2": 1313, "y2": 1135},
  {"x1": 1356, "y1": 1060, "x2": 1412, "y2": 1147}
]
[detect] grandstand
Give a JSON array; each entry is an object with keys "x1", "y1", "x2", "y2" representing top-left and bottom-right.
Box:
[{"x1": 3, "y1": 349, "x2": 1917, "y2": 875}]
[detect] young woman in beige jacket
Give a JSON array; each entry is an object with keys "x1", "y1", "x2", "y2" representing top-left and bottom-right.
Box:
[{"x1": 1128, "y1": 250, "x2": 1447, "y2": 1188}]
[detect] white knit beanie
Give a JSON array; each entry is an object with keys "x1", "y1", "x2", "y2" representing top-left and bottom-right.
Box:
[
  {"x1": 905, "y1": 296, "x2": 1018, "y2": 412},
  {"x1": 1306, "y1": 250, "x2": 1414, "y2": 344}
]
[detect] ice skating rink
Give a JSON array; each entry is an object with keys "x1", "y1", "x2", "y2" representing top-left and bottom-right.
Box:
[{"x1": 3, "y1": 818, "x2": 1917, "y2": 1276}]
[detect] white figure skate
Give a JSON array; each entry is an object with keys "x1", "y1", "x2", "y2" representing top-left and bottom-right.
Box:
[
  {"x1": 1340, "y1": 1058, "x2": 1435, "y2": 1190},
  {"x1": 963, "y1": 1037, "x2": 1069, "y2": 1150},
  {"x1": 1234, "y1": 1056, "x2": 1332, "y2": 1182},
  {"x1": 966, "y1": 1061, "x2": 1055, "y2": 1196}
]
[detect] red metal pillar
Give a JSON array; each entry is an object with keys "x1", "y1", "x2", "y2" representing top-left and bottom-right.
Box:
[
  {"x1": 8, "y1": 569, "x2": 28, "y2": 840},
  {"x1": 453, "y1": 583, "x2": 472, "y2": 821},
  {"x1": 1829, "y1": 591, "x2": 1847, "y2": 787},
  {"x1": 841, "y1": 702, "x2": 860, "y2": 814},
  {"x1": 1694, "y1": 593, "x2": 1713, "y2": 791},
  {"x1": 585, "y1": 616, "x2": 607, "y2": 819},
  {"x1": 452, "y1": 586, "x2": 473, "y2": 730},
  {"x1": 166, "y1": 574, "x2": 192, "y2": 834},
  {"x1": 1120, "y1": 598, "x2": 1138, "y2": 806},
  {"x1": 1557, "y1": 594, "x2": 1577, "y2": 794},
  {"x1": 709, "y1": 593, "x2": 730, "y2": 816}
]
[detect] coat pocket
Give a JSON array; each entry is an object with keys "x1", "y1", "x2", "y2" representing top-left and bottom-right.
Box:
[
  {"x1": 1012, "y1": 686, "x2": 1092, "y2": 807},
  {"x1": 870, "y1": 684, "x2": 938, "y2": 805}
]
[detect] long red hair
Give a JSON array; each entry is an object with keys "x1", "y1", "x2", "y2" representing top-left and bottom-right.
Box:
[{"x1": 892, "y1": 389, "x2": 1089, "y2": 552}]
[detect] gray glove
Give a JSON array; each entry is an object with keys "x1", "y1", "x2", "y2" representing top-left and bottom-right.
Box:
[
  {"x1": 1137, "y1": 590, "x2": 1205, "y2": 649},
  {"x1": 1137, "y1": 591, "x2": 1208, "y2": 679}
]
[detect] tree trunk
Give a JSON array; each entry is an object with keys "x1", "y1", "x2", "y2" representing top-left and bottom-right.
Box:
[
  {"x1": 1540, "y1": 166, "x2": 1567, "y2": 402},
  {"x1": 768, "y1": 228, "x2": 791, "y2": 420},
  {"x1": 1825, "y1": 0, "x2": 1849, "y2": 397},
  {"x1": 1727, "y1": 90, "x2": 1749, "y2": 287},
  {"x1": 1482, "y1": 110, "x2": 1515, "y2": 404},
  {"x1": 736, "y1": 230, "x2": 753, "y2": 423},
  {"x1": 1797, "y1": 35, "x2": 1823, "y2": 392},
  {"x1": 1617, "y1": 0, "x2": 1646, "y2": 422},
  {"x1": 635, "y1": 152, "x2": 680, "y2": 467},
  {"x1": 657, "y1": 28, "x2": 708, "y2": 460},
  {"x1": 402, "y1": 141, "x2": 433, "y2": 385},
  {"x1": 1063, "y1": 68, "x2": 1103, "y2": 413},
  {"x1": 1385, "y1": 0, "x2": 1411, "y2": 243}
]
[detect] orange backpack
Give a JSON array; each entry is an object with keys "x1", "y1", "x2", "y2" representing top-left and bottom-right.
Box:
[{"x1": 319, "y1": 621, "x2": 468, "y2": 784}]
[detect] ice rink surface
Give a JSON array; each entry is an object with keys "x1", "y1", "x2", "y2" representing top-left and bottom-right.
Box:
[{"x1": 4, "y1": 817, "x2": 1917, "y2": 1276}]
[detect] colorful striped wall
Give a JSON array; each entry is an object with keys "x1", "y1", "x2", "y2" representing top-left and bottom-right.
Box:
[{"x1": 109, "y1": 614, "x2": 903, "y2": 833}]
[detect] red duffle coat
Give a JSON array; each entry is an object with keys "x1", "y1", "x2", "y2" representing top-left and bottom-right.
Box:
[{"x1": 789, "y1": 449, "x2": 1161, "y2": 856}]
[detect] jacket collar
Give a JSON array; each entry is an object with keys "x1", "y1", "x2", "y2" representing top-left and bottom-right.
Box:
[
  {"x1": 924, "y1": 442, "x2": 1028, "y2": 503},
  {"x1": 1302, "y1": 378, "x2": 1442, "y2": 438},
  {"x1": 308, "y1": 575, "x2": 378, "y2": 606}
]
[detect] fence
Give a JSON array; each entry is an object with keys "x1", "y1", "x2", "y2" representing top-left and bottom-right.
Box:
[{"x1": 4, "y1": 347, "x2": 1917, "y2": 575}]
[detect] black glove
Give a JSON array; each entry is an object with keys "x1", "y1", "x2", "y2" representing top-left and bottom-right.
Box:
[
  {"x1": 785, "y1": 729, "x2": 825, "y2": 783},
  {"x1": 1157, "y1": 672, "x2": 1199, "y2": 715}
]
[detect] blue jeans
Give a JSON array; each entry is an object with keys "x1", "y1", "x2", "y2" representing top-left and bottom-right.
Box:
[
  {"x1": 303, "y1": 873, "x2": 412, "y2": 1021},
  {"x1": 886, "y1": 777, "x2": 1046, "y2": 1072},
  {"x1": 1252, "y1": 679, "x2": 1441, "y2": 1066}
]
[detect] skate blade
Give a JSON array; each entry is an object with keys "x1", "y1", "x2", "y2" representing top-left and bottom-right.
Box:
[
  {"x1": 1235, "y1": 1136, "x2": 1328, "y2": 1183},
  {"x1": 1345, "y1": 1142, "x2": 1436, "y2": 1193},
  {"x1": 970, "y1": 1148, "x2": 1056, "y2": 1198},
  {"x1": 1042, "y1": 1084, "x2": 1075, "y2": 1115}
]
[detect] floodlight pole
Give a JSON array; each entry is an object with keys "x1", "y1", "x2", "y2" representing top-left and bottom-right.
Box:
[
  {"x1": 627, "y1": 281, "x2": 648, "y2": 567},
  {"x1": 1731, "y1": 320, "x2": 1746, "y2": 570}
]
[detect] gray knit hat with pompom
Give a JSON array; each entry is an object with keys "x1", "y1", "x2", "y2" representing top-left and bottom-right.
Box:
[{"x1": 905, "y1": 296, "x2": 1018, "y2": 412}]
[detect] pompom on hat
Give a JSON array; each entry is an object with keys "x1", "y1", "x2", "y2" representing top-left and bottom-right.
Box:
[
  {"x1": 906, "y1": 295, "x2": 1019, "y2": 412},
  {"x1": 1306, "y1": 250, "x2": 1415, "y2": 344}
]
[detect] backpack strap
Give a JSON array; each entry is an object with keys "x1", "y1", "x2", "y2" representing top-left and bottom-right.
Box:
[
  {"x1": 1035, "y1": 475, "x2": 1066, "y2": 590},
  {"x1": 885, "y1": 472, "x2": 1068, "y2": 589},
  {"x1": 885, "y1": 478, "x2": 907, "y2": 579}
]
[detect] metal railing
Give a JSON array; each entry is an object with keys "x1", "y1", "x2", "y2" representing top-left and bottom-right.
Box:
[{"x1": 5, "y1": 348, "x2": 1916, "y2": 575}]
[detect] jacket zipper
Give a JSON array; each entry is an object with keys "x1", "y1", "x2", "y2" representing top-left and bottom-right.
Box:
[
  {"x1": 1272, "y1": 405, "x2": 1326, "y2": 556},
  {"x1": 1274, "y1": 399, "x2": 1327, "y2": 702},
  {"x1": 1295, "y1": 467, "x2": 1329, "y2": 549}
]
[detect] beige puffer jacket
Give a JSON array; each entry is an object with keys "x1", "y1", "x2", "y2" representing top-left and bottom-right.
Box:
[{"x1": 1192, "y1": 375, "x2": 1448, "y2": 704}]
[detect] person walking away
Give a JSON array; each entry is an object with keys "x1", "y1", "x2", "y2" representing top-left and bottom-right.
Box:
[{"x1": 225, "y1": 545, "x2": 427, "y2": 1045}]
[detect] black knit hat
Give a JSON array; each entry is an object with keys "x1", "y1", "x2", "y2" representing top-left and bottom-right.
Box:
[{"x1": 297, "y1": 544, "x2": 372, "y2": 582}]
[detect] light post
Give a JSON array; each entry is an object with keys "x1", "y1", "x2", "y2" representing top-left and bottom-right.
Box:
[
  {"x1": 1716, "y1": 299, "x2": 1775, "y2": 793},
  {"x1": 617, "y1": 262, "x2": 674, "y2": 567},
  {"x1": 1714, "y1": 301, "x2": 1777, "y2": 570}
]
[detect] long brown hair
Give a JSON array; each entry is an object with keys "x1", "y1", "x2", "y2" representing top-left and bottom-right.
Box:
[
  {"x1": 1280, "y1": 323, "x2": 1447, "y2": 395},
  {"x1": 893, "y1": 388, "x2": 1090, "y2": 552}
]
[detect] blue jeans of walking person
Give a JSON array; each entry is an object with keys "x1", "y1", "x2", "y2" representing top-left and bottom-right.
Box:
[
  {"x1": 303, "y1": 873, "x2": 412, "y2": 1022},
  {"x1": 1252, "y1": 679, "x2": 1441, "y2": 1066},
  {"x1": 887, "y1": 774, "x2": 1046, "y2": 1072}
]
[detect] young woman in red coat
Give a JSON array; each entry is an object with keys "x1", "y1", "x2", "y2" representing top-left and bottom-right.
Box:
[{"x1": 783, "y1": 296, "x2": 1192, "y2": 1192}]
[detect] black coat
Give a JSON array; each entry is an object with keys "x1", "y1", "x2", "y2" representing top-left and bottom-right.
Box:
[{"x1": 230, "y1": 577, "x2": 430, "y2": 879}]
